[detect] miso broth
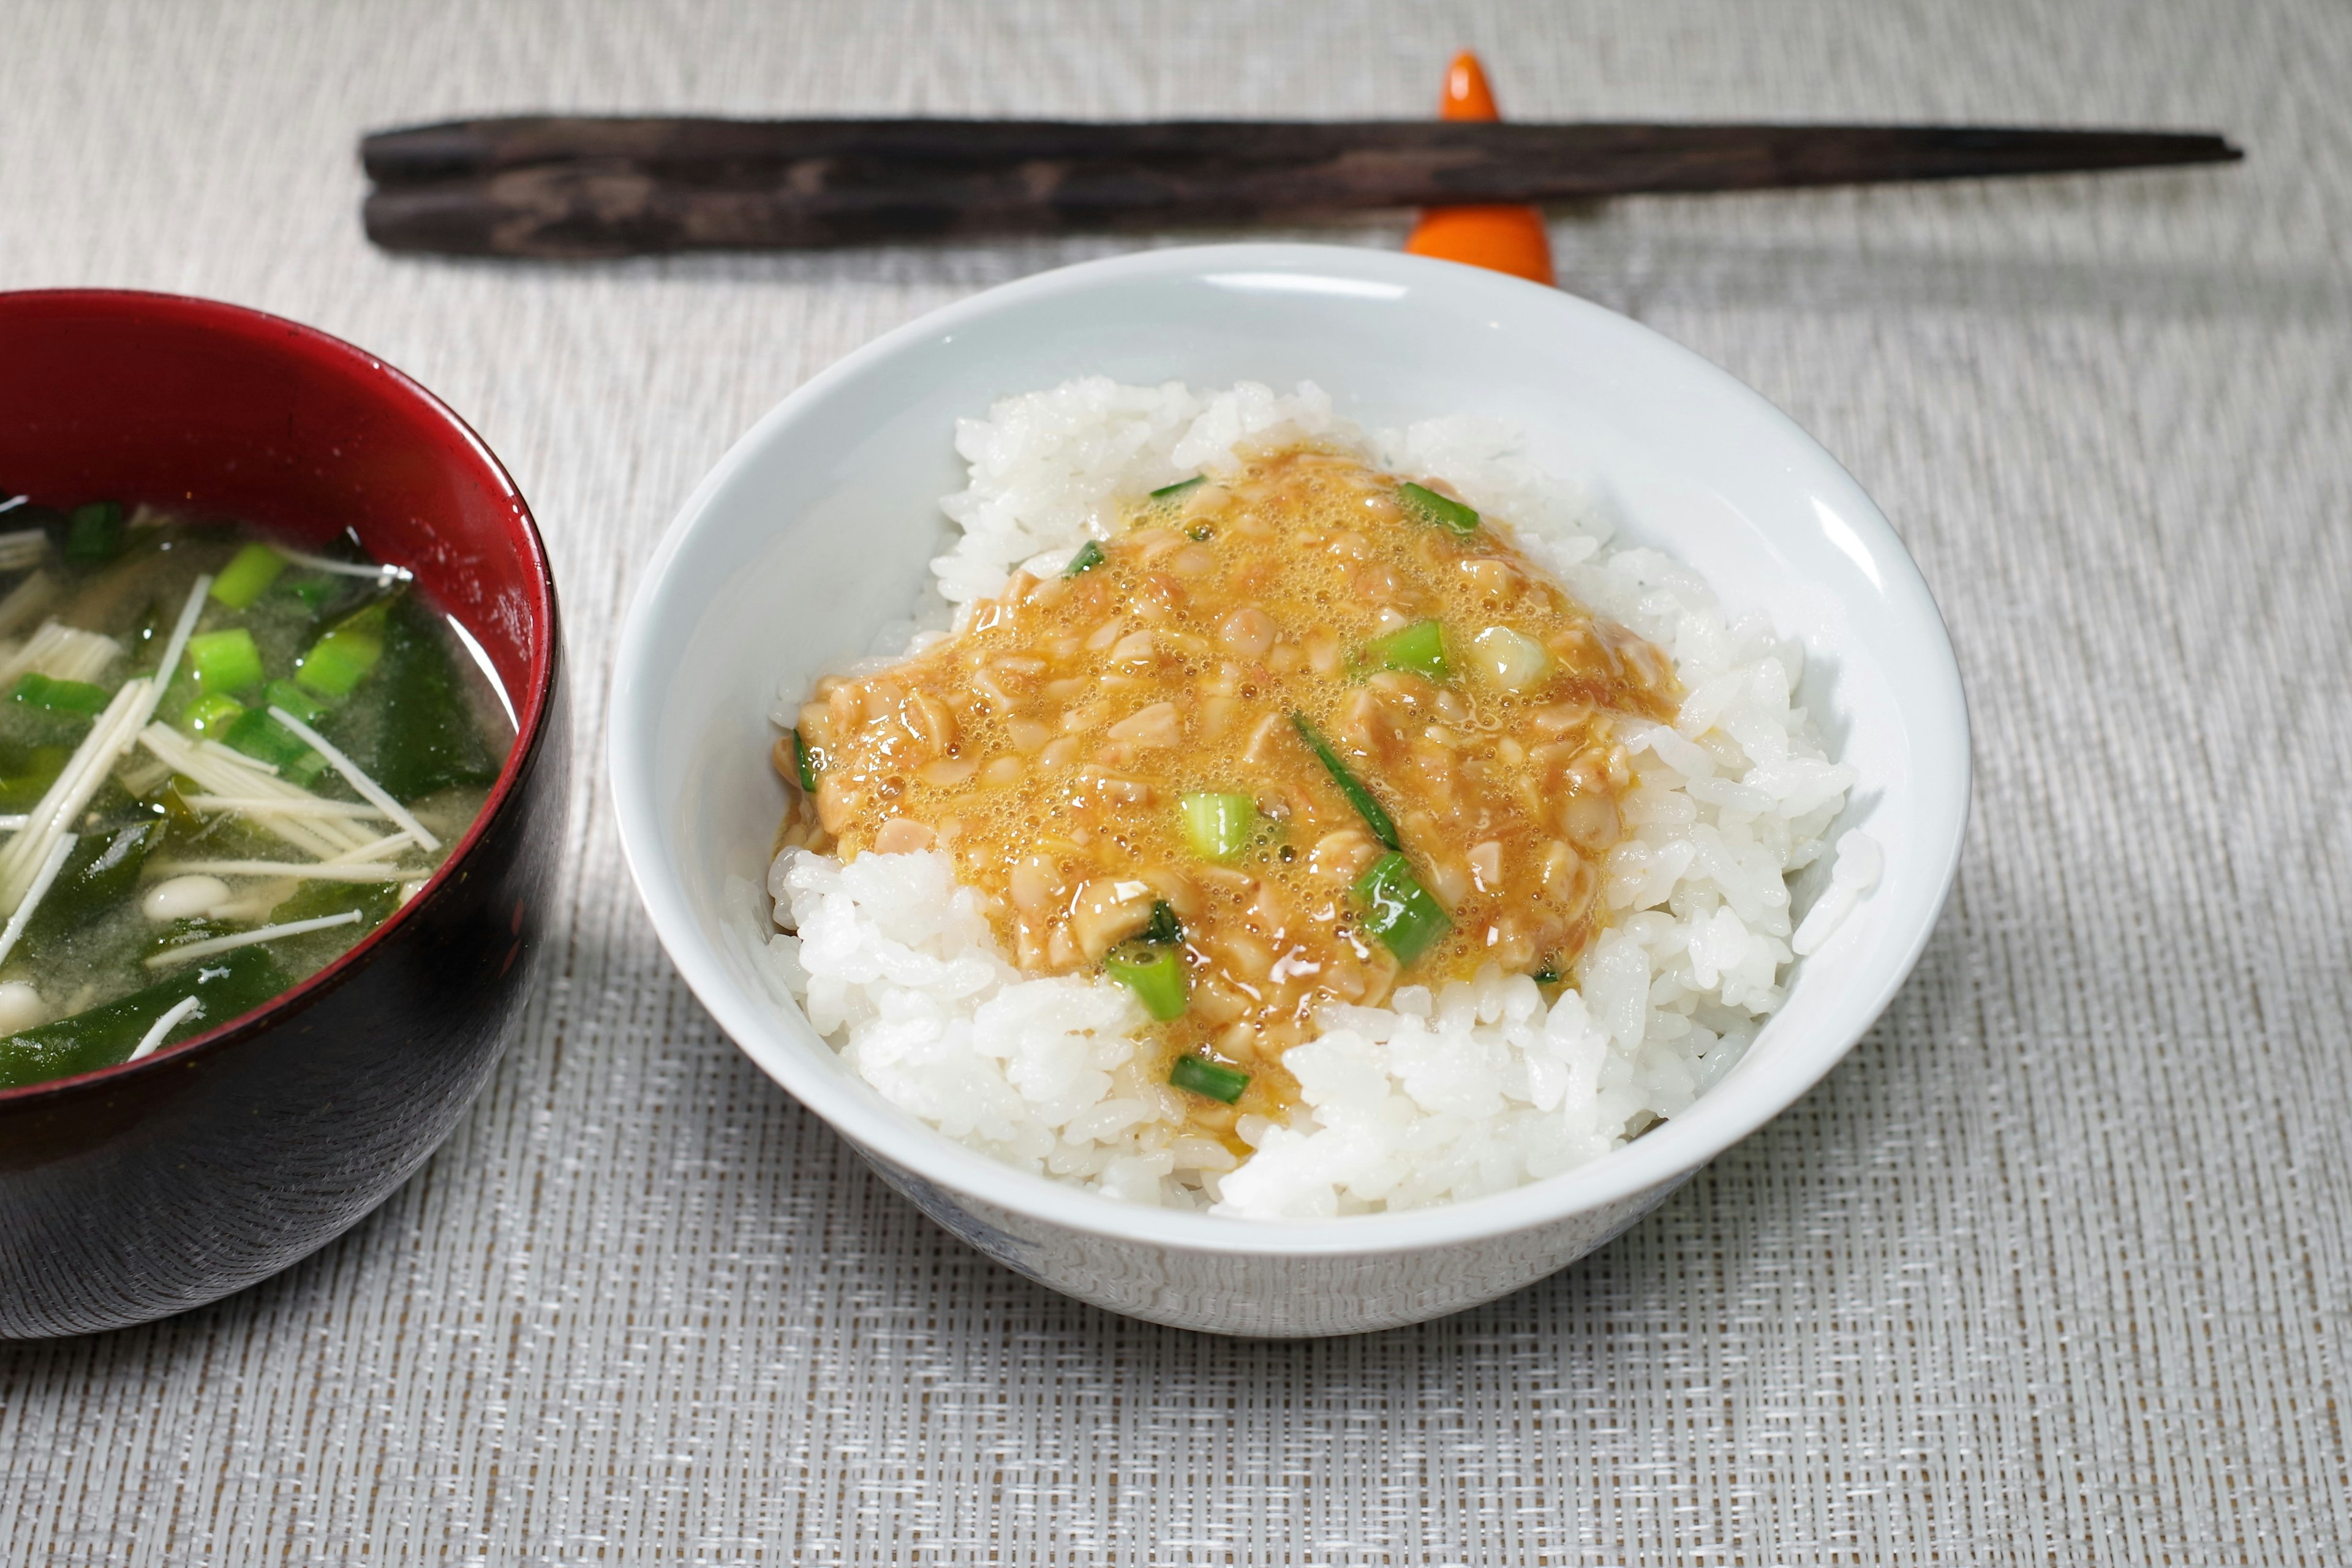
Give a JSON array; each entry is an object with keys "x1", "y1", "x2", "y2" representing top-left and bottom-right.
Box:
[{"x1": 0, "y1": 496, "x2": 513, "y2": 1088}]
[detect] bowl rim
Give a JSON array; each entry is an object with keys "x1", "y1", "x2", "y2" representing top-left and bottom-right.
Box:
[
  {"x1": 0, "y1": 287, "x2": 562, "y2": 1107},
  {"x1": 611, "y1": 241, "x2": 1971, "y2": 1259}
]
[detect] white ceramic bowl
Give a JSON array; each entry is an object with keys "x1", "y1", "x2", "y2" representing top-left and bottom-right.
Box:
[{"x1": 611, "y1": 243, "x2": 1969, "y2": 1338}]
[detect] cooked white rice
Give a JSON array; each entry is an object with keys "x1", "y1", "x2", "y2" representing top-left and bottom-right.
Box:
[{"x1": 764, "y1": 379, "x2": 1874, "y2": 1220}]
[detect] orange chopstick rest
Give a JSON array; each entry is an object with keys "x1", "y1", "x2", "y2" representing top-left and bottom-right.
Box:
[{"x1": 1403, "y1": 52, "x2": 1556, "y2": 285}]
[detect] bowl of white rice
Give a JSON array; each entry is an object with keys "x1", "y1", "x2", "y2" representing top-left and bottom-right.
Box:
[{"x1": 611, "y1": 243, "x2": 1968, "y2": 1337}]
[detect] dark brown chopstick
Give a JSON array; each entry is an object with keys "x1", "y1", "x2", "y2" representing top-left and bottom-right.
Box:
[{"x1": 359, "y1": 116, "x2": 2243, "y2": 259}]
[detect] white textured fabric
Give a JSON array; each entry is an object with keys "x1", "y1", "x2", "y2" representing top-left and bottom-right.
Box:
[{"x1": 3, "y1": 1, "x2": 2348, "y2": 1561}]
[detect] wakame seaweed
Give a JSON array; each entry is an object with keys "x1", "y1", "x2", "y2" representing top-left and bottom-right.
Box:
[
  {"x1": 325, "y1": 593, "x2": 499, "y2": 803},
  {"x1": 0, "y1": 945, "x2": 287, "y2": 1088}
]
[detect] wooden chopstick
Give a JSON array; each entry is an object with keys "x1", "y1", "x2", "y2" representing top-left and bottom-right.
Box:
[{"x1": 358, "y1": 116, "x2": 2243, "y2": 259}]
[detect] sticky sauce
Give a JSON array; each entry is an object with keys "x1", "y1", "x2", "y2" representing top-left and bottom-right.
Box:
[{"x1": 780, "y1": 448, "x2": 1678, "y2": 1136}]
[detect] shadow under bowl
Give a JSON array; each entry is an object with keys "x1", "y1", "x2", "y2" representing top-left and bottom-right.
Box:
[{"x1": 0, "y1": 290, "x2": 568, "y2": 1340}]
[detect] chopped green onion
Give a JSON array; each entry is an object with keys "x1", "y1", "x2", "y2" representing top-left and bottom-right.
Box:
[
  {"x1": 1290, "y1": 713, "x2": 1399, "y2": 850},
  {"x1": 1177, "y1": 791, "x2": 1257, "y2": 862},
  {"x1": 1143, "y1": 899, "x2": 1183, "y2": 946},
  {"x1": 209, "y1": 543, "x2": 287, "y2": 609},
  {"x1": 186, "y1": 628, "x2": 265, "y2": 695},
  {"x1": 1169, "y1": 1055, "x2": 1250, "y2": 1103},
  {"x1": 1104, "y1": 938, "x2": 1188, "y2": 1020},
  {"x1": 223, "y1": 707, "x2": 328, "y2": 785},
  {"x1": 294, "y1": 600, "x2": 386, "y2": 696},
  {"x1": 1532, "y1": 964, "x2": 1562, "y2": 986},
  {"x1": 1150, "y1": 475, "x2": 1205, "y2": 501},
  {"x1": 1354, "y1": 853, "x2": 1452, "y2": 965},
  {"x1": 63, "y1": 500, "x2": 126, "y2": 565},
  {"x1": 177, "y1": 692, "x2": 245, "y2": 737},
  {"x1": 10, "y1": 671, "x2": 109, "y2": 717},
  {"x1": 791, "y1": 727, "x2": 819, "y2": 792},
  {"x1": 1364, "y1": 619, "x2": 1451, "y2": 681},
  {"x1": 1063, "y1": 540, "x2": 1105, "y2": 577},
  {"x1": 1398, "y1": 482, "x2": 1479, "y2": 534},
  {"x1": 262, "y1": 678, "x2": 330, "y2": 725}
]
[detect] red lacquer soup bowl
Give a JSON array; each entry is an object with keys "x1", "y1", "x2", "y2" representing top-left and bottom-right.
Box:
[{"x1": 0, "y1": 291, "x2": 568, "y2": 1337}]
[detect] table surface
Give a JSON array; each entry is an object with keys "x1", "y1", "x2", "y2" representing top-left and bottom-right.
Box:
[{"x1": 3, "y1": 1, "x2": 2347, "y2": 1562}]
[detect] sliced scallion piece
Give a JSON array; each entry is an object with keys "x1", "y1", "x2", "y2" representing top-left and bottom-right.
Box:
[
  {"x1": 1104, "y1": 938, "x2": 1188, "y2": 1020},
  {"x1": 1291, "y1": 714, "x2": 1398, "y2": 850},
  {"x1": 1169, "y1": 1054, "x2": 1250, "y2": 1103},
  {"x1": 1150, "y1": 475, "x2": 1205, "y2": 501},
  {"x1": 1177, "y1": 791, "x2": 1257, "y2": 862},
  {"x1": 294, "y1": 600, "x2": 387, "y2": 697},
  {"x1": 223, "y1": 708, "x2": 329, "y2": 786},
  {"x1": 1064, "y1": 540, "x2": 1105, "y2": 577},
  {"x1": 209, "y1": 543, "x2": 287, "y2": 609},
  {"x1": 10, "y1": 671, "x2": 109, "y2": 717},
  {"x1": 1354, "y1": 852, "x2": 1451, "y2": 965},
  {"x1": 1398, "y1": 481, "x2": 1479, "y2": 534},
  {"x1": 791, "y1": 728, "x2": 819, "y2": 792},
  {"x1": 177, "y1": 692, "x2": 244, "y2": 737},
  {"x1": 186, "y1": 628, "x2": 265, "y2": 695},
  {"x1": 1363, "y1": 619, "x2": 1450, "y2": 681}
]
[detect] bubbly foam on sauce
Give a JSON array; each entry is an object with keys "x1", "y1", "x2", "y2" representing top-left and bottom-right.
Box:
[{"x1": 781, "y1": 447, "x2": 1679, "y2": 1136}]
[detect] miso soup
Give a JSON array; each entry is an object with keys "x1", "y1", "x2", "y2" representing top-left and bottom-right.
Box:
[{"x1": 0, "y1": 496, "x2": 513, "y2": 1088}]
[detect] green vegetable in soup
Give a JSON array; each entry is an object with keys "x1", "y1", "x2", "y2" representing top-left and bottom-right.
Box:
[
  {"x1": 209, "y1": 543, "x2": 287, "y2": 609},
  {"x1": 325, "y1": 594, "x2": 498, "y2": 802},
  {"x1": 9, "y1": 671, "x2": 107, "y2": 718},
  {"x1": 1150, "y1": 475, "x2": 1205, "y2": 501},
  {"x1": 178, "y1": 692, "x2": 244, "y2": 737},
  {"x1": 262, "y1": 678, "x2": 329, "y2": 725},
  {"x1": 222, "y1": 707, "x2": 328, "y2": 786},
  {"x1": 187, "y1": 627, "x2": 265, "y2": 695},
  {"x1": 0, "y1": 744, "x2": 70, "y2": 812},
  {"x1": 294, "y1": 599, "x2": 387, "y2": 698},
  {"x1": 0, "y1": 502, "x2": 512, "y2": 1093},
  {"x1": 24, "y1": 821, "x2": 159, "y2": 945},
  {"x1": 280, "y1": 575, "x2": 342, "y2": 616},
  {"x1": 1063, "y1": 540, "x2": 1105, "y2": 577},
  {"x1": 0, "y1": 944, "x2": 287, "y2": 1088}
]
